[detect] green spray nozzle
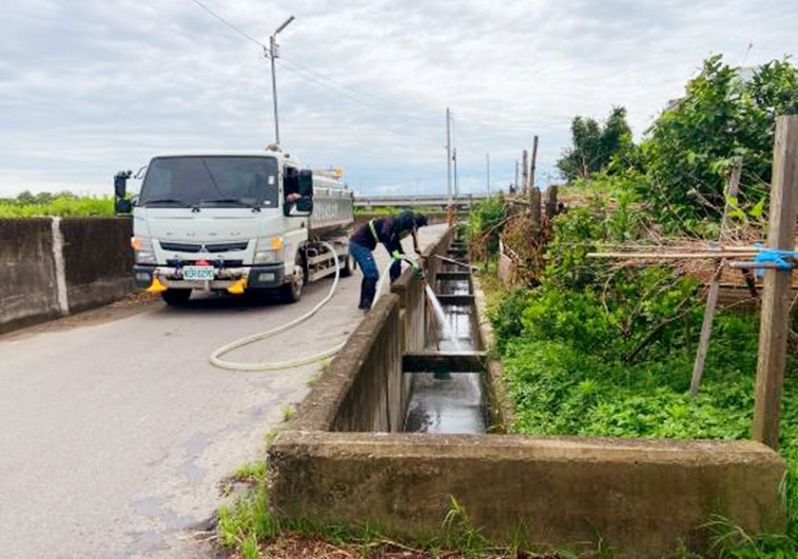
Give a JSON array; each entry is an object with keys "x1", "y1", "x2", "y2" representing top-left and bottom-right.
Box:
[{"x1": 392, "y1": 251, "x2": 425, "y2": 278}]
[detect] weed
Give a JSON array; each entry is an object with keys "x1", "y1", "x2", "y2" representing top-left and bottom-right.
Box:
[
  {"x1": 442, "y1": 496, "x2": 491, "y2": 556},
  {"x1": 231, "y1": 461, "x2": 267, "y2": 484},
  {"x1": 704, "y1": 515, "x2": 798, "y2": 558},
  {"x1": 264, "y1": 428, "x2": 280, "y2": 445},
  {"x1": 216, "y1": 480, "x2": 279, "y2": 551},
  {"x1": 281, "y1": 404, "x2": 295, "y2": 422}
]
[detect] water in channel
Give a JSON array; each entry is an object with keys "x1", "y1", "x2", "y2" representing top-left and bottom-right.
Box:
[{"x1": 403, "y1": 272, "x2": 486, "y2": 434}]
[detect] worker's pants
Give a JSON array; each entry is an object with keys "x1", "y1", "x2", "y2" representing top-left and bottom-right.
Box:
[{"x1": 349, "y1": 240, "x2": 379, "y2": 309}]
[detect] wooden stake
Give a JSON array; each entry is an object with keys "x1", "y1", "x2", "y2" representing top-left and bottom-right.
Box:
[
  {"x1": 528, "y1": 136, "x2": 539, "y2": 207},
  {"x1": 530, "y1": 188, "x2": 541, "y2": 231},
  {"x1": 521, "y1": 150, "x2": 529, "y2": 195},
  {"x1": 752, "y1": 116, "x2": 798, "y2": 449},
  {"x1": 690, "y1": 160, "x2": 743, "y2": 396}
]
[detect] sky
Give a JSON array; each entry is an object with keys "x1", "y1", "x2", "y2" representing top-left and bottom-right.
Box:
[{"x1": 1, "y1": 1, "x2": 797, "y2": 199}]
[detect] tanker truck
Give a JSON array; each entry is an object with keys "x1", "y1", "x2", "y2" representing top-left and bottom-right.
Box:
[{"x1": 114, "y1": 148, "x2": 354, "y2": 306}]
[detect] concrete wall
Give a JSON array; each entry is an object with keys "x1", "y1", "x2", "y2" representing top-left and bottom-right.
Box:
[
  {"x1": 269, "y1": 433, "x2": 785, "y2": 557},
  {"x1": 292, "y1": 295, "x2": 404, "y2": 433},
  {"x1": 0, "y1": 219, "x2": 61, "y2": 331},
  {"x1": 0, "y1": 217, "x2": 133, "y2": 333},
  {"x1": 269, "y1": 225, "x2": 788, "y2": 557}
]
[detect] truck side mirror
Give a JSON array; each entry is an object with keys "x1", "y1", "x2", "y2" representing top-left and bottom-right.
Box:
[
  {"x1": 295, "y1": 197, "x2": 313, "y2": 213},
  {"x1": 298, "y1": 170, "x2": 314, "y2": 197},
  {"x1": 114, "y1": 170, "x2": 132, "y2": 199},
  {"x1": 115, "y1": 198, "x2": 132, "y2": 214}
]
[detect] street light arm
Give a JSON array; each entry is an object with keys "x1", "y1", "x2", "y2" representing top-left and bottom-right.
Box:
[{"x1": 274, "y1": 15, "x2": 295, "y2": 36}]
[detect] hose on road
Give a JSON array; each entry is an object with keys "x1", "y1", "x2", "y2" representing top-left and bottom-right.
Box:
[
  {"x1": 209, "y1": 241, "x2": 346, "y2": 371},
  {"x1": 209, "y1": 243, "x2": 414, "y2": 372}
]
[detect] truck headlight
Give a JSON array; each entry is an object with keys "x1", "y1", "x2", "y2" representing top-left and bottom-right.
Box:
[
  {"x1": 254, "y1": 236, "x2": 283, "y2": 264},
  {"x1": 131, "y1": 236, "x2": 156, "y2": 265}
]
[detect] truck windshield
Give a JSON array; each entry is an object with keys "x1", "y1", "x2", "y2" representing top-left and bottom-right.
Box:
[{"x1": 138, "y1": 156, "x2": 279, "y2": 208}]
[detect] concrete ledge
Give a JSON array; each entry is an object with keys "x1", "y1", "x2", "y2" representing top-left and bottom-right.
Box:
[{"x1": 269, "y1": 432, "x2": 787, "y2": 557}]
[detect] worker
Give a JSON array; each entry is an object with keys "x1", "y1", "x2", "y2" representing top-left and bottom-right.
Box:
[{"x1": 349, "y1": 210, "x2": 428, "y2": 310}]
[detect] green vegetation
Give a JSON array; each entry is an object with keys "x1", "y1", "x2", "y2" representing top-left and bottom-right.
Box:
[
  {"x1": 556, "y1": 106, "x2": 634, "y2": 181},
  {"x1": 0, "y1": 190, "x2": 115, "y2": 217},
  {"x1": 480, "y1": 54, "x2": 798, "y2": 557},
  {"x1": 642, "y1": 56, "x2": 798, "y2": 228},
  {"x1": 466, "y1": 193, "x2": 507, "y2": 266}
]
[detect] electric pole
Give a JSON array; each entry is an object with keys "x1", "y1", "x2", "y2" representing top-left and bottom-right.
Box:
[
  {"x1": 486, "y1": 153, "x2": 491, "y2": 194},
  {"x1": 268, "y1": 15, "x2": 295, "y2": 147},
  {"x1": 446, "y1": 108, "x2": 452, "y2": 204}
]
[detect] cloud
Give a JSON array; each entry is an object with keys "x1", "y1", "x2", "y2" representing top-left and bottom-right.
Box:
[{"x1": 0, "y1": 0, "x2": 796, "y2": 197}]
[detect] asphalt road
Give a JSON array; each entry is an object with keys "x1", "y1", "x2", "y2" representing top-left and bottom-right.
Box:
[{"x1": 0, "y1": 224, "x2": 448, "y2": 559}]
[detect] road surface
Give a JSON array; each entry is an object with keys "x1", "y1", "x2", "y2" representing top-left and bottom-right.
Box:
[{"x1": 0, "y1": 224, "x2": 448, "y2": 559}]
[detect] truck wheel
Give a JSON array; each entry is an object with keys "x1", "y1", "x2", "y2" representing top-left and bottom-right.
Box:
[
  {"x1": 280, "y1": 259, "x2": 304, "y2": 304},
  {"x1": 161, "y1": 289, "x2": 191, "y2": 306},
  {"x1": 340, "y1": 252, "x2": 354, "y2": 277}
]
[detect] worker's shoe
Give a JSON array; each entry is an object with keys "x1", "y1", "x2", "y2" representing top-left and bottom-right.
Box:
[{"x1": 359, "y1": 277, "x2": 377, "y2": 310}]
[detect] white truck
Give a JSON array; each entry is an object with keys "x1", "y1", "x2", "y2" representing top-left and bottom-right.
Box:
[{"x1": 114, "y1": 148, "x2": 354, "y2": 306}]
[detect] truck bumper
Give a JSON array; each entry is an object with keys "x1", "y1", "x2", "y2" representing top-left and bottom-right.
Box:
[{"x1": 134, "y1": 264, "x2": 285, "y2": 291}]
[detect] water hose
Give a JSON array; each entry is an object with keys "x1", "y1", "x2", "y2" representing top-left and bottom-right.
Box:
[
  {"x1": 209, "y1": 241, "x2": 345, "y2": 371},
  {"x1": 210, "y1": 248, "x2": 422, "y2": 372},
  {"x1": 375, "y1": 252, "x2": 423, "y2": 302}
]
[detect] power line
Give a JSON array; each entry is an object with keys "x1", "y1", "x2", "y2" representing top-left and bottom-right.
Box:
[
  {"x1": 187, "y1": 0, "x2": 265, "y2": 48},
  {"x1": 275, "y1": 59, "x2": 397, "y2": 114},
  {"x1": 280, "y1": 56, "x2": 396, "y2": 112},
  {"x1": 185, "y1": 0, "x2": 439, "y2": 123}
]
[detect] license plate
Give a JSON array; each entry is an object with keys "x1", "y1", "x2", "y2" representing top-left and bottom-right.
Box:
[{"x1": 182, "y1": 266, "x2": 215, "y2": 281}]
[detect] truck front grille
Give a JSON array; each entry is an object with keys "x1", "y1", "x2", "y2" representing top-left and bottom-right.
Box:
[{"x1": 160, "y1": 241, "x2": 249, "y2": 253}]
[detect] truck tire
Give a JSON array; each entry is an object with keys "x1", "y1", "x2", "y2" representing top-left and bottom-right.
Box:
[
  {"x1": 280, "y1": 256, "x2": 305, "y2": 304},
  {"x1": 161, "y1": 288, "x2": 191, "y2": 306},
  {"x1": 340, "y1": 252, "x2": 354, "y2": 277}
]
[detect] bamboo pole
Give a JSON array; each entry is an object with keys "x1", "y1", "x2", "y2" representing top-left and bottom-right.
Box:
[{"x1": 587, "y1": 251, "x2": 760, "y2": 259}]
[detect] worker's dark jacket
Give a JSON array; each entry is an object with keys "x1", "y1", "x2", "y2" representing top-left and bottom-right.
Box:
[{"x1": 350, "y1": 211, "x2": 416, "y2": 255}]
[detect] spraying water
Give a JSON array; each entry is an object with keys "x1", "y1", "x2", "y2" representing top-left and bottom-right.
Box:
[{"x1": 425, "y1": 284, "x2": 466, "y2": 352}]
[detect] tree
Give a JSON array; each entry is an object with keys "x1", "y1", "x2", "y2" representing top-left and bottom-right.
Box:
[
  {"x1": 557, "y1": 106, "x2": 633, "y2": 182},
  {"x1": 641, "y1": 55, "x2": 798, "y2": 224}
]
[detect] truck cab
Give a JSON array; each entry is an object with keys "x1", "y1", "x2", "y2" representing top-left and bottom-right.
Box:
[{"x1": 116, "y1": 149, "x2": 353, "y2": 305}]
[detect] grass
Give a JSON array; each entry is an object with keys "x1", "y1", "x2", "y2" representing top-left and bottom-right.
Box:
[
  {"x1": 0, "y1": 196, "x2": 115, "y2": 217},
  {"x1": 215, "y1": 478, "x2": 573, "y2": 559},
  {"x1": 281, "y1": 404, "x2": 296, "y2": 422}
]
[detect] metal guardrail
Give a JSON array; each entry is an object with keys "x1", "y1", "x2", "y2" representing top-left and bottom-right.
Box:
[{"x1": 354, "y1": 193, "x2": 493, "y2": 208}]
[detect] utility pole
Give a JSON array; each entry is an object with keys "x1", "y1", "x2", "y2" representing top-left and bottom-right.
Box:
[
  {"x1": 486, "y1": 153, "x2": 491, "y2": 194},
  {"x1": 453, "y1": 147, "x2": 459, "y2": 197},
  {"x1": 514, "y1": 160, "x2": 519, "y2": 194},
  {"x1": 268, "y1": 15, "x2": 295, "y2": 147},
  {"x1": 446, "y1": 108, "x2": 452, "y2": 203}
]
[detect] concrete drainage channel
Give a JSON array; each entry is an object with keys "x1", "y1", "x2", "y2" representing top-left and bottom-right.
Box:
[
  {"x1": 404, "y1": 237, "x2": 487, "y2": 434},
  {"x1": 268, "y1": 227, "x2": 787, "y2": 557}
]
